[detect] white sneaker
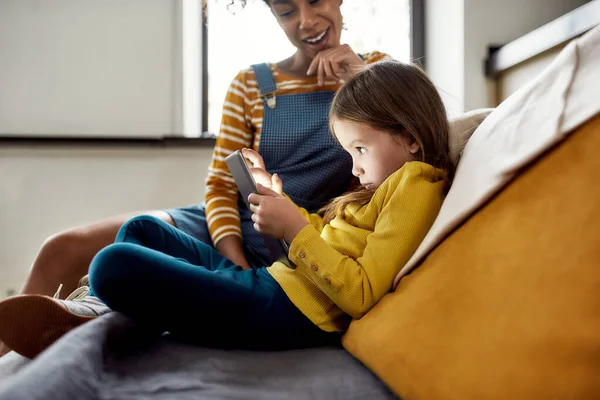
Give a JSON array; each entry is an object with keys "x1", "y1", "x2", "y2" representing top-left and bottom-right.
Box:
[{"x1": 0, "y1": 277, "x2": 110, "y2": 359}]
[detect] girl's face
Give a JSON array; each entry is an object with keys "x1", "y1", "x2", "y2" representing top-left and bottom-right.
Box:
[
  {"x1": 332, "y1": 118, "x2": 420, "y2": 190},
  {"x1": 269, "y1": 0, "x2": 343, "y2": 60}
]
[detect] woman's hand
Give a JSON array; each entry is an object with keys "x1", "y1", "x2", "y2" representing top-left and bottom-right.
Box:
[
  {"x1": 307, "y1": 44, "x2": 367, "y2": 87},
  {"x1": 248, "y1": 181, "x2": 308, "y2": 244},
  {"x1": 241, "y1": 148, "x2": 283, "y2": 195}
]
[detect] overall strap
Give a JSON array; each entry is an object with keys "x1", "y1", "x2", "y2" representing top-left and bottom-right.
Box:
[{"x1": 251, "y1": 63, "x2": 277, "y2": 109}]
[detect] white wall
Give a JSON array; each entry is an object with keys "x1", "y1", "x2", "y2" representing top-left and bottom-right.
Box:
[
  {"x1": 0, "y1": 0, "x2": 210, "y2": 299},
  {"x1": 0, "y1": 0, "x2": 182, "y2": 136},
  {"x1": 426, "y1": 0, "x2": 589, "y2": 114},
  {"x1": 463, "y1": 0, "x2": 589, "y2": 111},
  {"x1": 425, "y1": 0, "x2": 465, "y2": 117},
  {"x1": 0, "y1": 145, "x2": 212, "y2": 298}
]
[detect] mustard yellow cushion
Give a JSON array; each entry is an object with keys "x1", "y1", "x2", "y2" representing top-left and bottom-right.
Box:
[{"x1": 343, "y1": 116, "x2": 600, "y2": 400}]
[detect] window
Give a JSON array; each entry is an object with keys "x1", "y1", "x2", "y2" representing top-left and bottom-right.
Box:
[{"x1": 204, "y1": 0, "x2": 413, "y2": 135}]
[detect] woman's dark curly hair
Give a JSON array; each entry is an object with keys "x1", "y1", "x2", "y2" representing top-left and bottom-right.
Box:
[
  {"x1": 226, "y1": 0, "x2": 270, "y2": 7},
  {"x1": 202, "y1": 1, "x2": 269, "y2": 23}
]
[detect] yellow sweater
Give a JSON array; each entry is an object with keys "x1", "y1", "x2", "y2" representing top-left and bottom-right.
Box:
[{"x1": 267, "y1": 162, "x2": 446, "y2": 332}]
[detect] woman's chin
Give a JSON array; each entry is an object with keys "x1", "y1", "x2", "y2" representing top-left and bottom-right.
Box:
[{"x1": 302, "y1": 29, "x2": 338, "y2": 57}]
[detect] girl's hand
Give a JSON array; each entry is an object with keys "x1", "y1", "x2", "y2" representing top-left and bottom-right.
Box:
[
  {"x1": 241, "y1": 148, "x2": 283, "y2": 195},
  {"x1": 248, "y1": 181, "x2": 308, "y2": 243},
  {"x1": 307, "y1": 44, "x2": 367, "y2": 87}
]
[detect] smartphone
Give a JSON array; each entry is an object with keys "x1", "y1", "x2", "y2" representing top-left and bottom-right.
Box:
[{"x1": 225, "y1": 150, "x2": 295, "y2": 269}]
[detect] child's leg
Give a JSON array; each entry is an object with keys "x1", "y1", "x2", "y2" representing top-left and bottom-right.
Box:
[
  {"x1": 112, "y1": 215, "x2": 237, "y2": 271},
  {"x1": 89, "y1": 240, "x2": 337, "y2": 350}
]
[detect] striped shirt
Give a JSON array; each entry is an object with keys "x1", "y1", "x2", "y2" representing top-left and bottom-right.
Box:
[{"x1": 205, "y1": 51, "x2": 390, "y2": 245}]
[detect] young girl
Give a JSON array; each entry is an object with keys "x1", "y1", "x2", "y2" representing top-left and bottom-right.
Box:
[
  {"x1": 86, "y1": 60, "x2": 451, "y2": 349},
  {"x1": 1, "y1": 60, "x2": 452, "y2": 355}
]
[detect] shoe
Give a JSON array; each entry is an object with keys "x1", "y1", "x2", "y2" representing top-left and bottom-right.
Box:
[
  {"x1": 78, "y1": 274, "x2": 89, "y2": 288},
  {"x1": 0, "y1": 277, "x2": 110, "y2": 359}
]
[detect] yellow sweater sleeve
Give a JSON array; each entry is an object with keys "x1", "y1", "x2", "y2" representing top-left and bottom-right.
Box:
[
  {"x1": 287, "y1": 164, "x2": 444, "y2": 319},
  {"x1": 296, "y1": 207, "x2": 325, "y2": 233},
  {"x1": 283, "y1": 194, "x2": 325, "y2": 233},
  {"x1": 204, "y1": 70, "x2": 254, "y2": 245}
]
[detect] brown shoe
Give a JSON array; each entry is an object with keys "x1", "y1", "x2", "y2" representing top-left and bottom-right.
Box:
[{"x1": 0, "y1": 282, "x2": 110, "y2": 359}]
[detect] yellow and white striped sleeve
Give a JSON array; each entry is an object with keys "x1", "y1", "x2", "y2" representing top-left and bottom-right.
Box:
[{"x1": 205, "y1": 70, "x2": 255, "y2": 245}]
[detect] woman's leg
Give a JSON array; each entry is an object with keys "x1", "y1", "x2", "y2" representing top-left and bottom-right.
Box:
[
  {"x1": 90, "y1": 216, "x2": 337, "y2": 350},
  {"x1": 19, "y1": 210, "x2": 175, "y2": 298}
]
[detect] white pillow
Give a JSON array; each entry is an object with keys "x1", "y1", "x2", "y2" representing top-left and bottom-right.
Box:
[{"x1": 448, "y1": 108, "x2": 494, "y2": 165}]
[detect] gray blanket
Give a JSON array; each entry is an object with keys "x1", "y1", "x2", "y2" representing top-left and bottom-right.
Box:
[{"x1": 0, "y1": 313, "x2": 395, "y2": 399}]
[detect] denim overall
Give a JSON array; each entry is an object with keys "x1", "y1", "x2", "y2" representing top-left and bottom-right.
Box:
[{"x1": 167, "y1": 63, "x2": 353, "y2": 268}]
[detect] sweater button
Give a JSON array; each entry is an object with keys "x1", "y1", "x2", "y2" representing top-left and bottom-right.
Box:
[
  {"x1": 299, "y1": 250, "x2": 306, "y2": 259},
  {"x1": 324, "y1": 277, "x2": 331, "y2": 285},
  {"x1": 311, "y1": 264, "x2": 319, "y2": 271}
]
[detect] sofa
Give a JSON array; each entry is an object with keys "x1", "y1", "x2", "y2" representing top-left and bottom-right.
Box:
[
  {"x1": 343, "y1": 23, "x2": 600, "y2": 400},
  {"x1": 0, "y1": 22, "x2": 599, "y2": 400}
]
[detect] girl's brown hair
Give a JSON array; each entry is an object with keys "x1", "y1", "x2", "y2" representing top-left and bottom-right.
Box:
[{"x1": 321, "y1": 60, "x2": 453, "y2": 223}]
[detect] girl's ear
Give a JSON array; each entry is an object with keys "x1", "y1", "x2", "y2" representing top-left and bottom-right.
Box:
[
  {"x1": 408, "y1": 141, "x2": 421, "y2": 154},
  {"x1": 405, "y1": 134, "x2": 421, "y2": 154}
]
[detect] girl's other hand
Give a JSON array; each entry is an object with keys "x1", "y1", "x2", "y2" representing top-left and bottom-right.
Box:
[
  {"x1": 241, "y1": 148, "x2": 282, "y2": 194},
  {"x1": 307, "y1": 44, "x2": 367, "y2": 87},
  {"x1": 241, "y1": 148, "x2": 265, "y2": 170},
  {"x1": 248, "y1": 183, "x2": 308, "y2": 243}
]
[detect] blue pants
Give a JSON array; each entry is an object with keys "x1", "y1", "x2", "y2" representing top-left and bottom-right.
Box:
[{"x1": 88, "y1": 215, "x2": 339, "y2": 350}]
